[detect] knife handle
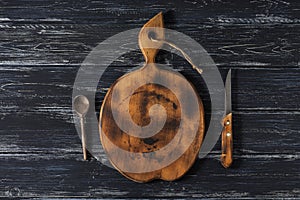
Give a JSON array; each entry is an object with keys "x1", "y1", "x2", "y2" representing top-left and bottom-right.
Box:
[{"x1": 221, "y1": 112, "x2": 233, "y2": 168}]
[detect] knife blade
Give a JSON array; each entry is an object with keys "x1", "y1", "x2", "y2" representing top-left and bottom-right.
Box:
[{"x1": 221, "y1": 69, "x2": 233, "y2": 168}]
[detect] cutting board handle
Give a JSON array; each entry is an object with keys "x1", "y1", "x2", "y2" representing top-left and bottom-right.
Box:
[{"x1": 138, "y1": 12, "x2": 164, "y2": 63}]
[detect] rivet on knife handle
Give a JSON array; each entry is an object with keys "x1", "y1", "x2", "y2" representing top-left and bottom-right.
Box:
[{"x1": 221, "y1": 112, "x2": 233, "y2": 168}]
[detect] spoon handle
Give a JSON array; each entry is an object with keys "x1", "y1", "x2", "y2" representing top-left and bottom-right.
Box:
[{"x1": 80, "y1": 117, "x2": 88, "y2": 160}]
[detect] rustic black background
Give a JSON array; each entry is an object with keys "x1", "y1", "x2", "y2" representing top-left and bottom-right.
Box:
[{"x1": 0, "y1": 0, "x2": 299, "y2": 199}]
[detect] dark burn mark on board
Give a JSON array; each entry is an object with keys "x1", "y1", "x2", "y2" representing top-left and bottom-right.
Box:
[
  {"x1": 173, "y1": 102, "x2": 177, "y2": 109},
  {"x1": 156, "y1": 94, "x2": 162, "y2": 100},
  {"x1": 142, "y1": 138, "x2": 159, "y2": 145}
]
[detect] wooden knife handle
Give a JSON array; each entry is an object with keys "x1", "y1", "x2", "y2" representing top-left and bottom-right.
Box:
[{"x1": 221, "y1": 112, "x2": 233, "y2": 168}]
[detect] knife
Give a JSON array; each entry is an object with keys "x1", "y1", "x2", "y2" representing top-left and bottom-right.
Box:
[{"x1": 221, "y1": 69, "x2": 233, "y2": 168}]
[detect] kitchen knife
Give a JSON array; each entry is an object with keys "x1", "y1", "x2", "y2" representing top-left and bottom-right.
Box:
[{"x1": 221, "y1": 69, "x2": 233, "y2": 168}]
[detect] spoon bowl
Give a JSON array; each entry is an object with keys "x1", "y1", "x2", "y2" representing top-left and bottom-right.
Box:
[{"x1": 74, "y1": 95, "x2": 90, "y2": 117}]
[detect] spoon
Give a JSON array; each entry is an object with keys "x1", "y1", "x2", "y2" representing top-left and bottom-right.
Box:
[{"x1": 74, "y1": 95, "x2": 90, "y2": 160}]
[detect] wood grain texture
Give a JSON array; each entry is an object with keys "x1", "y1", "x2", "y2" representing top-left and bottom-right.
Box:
[{"x1": 0, "y1": 0, "x2": 299, "y2": 198}]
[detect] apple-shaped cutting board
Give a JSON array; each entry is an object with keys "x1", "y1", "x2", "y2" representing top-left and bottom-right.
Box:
[{"x1": 99, "y1": 12, "x2": 205, "y2": 182}]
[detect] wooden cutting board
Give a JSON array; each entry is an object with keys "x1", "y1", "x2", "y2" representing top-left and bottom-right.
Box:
[{"x1": 99, "y1": 12, "x2": 205, "y2": 182}]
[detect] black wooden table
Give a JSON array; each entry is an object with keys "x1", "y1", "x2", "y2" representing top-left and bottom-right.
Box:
[{"x1": 0, "y1": 0, "x2": 299, "y2": 199}]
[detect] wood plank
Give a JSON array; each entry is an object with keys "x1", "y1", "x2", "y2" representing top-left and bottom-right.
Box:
[
  {"x1": 0, "y1": 157, "x2": 299, "y2": 198},
  {"x1": 1, "y1": 0, "x2": 299, "y2": 23},
  {"x1": 0, "y1": 112, "x2": 299, "y2": 156},
  {"x1": 0, "y1": 66, "x2": 299, "y2": 112},
  {"x1": 0, "y1": 24, "x2": 298, "y2": 66},
  {"x1": 0, "y1": 1, "x2": 298, "y2": 66}
]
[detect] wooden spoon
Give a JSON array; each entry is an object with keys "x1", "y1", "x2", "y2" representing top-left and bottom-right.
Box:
[{"x1": 99, "y1": 12, "x2": 205, "y2": 182}]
